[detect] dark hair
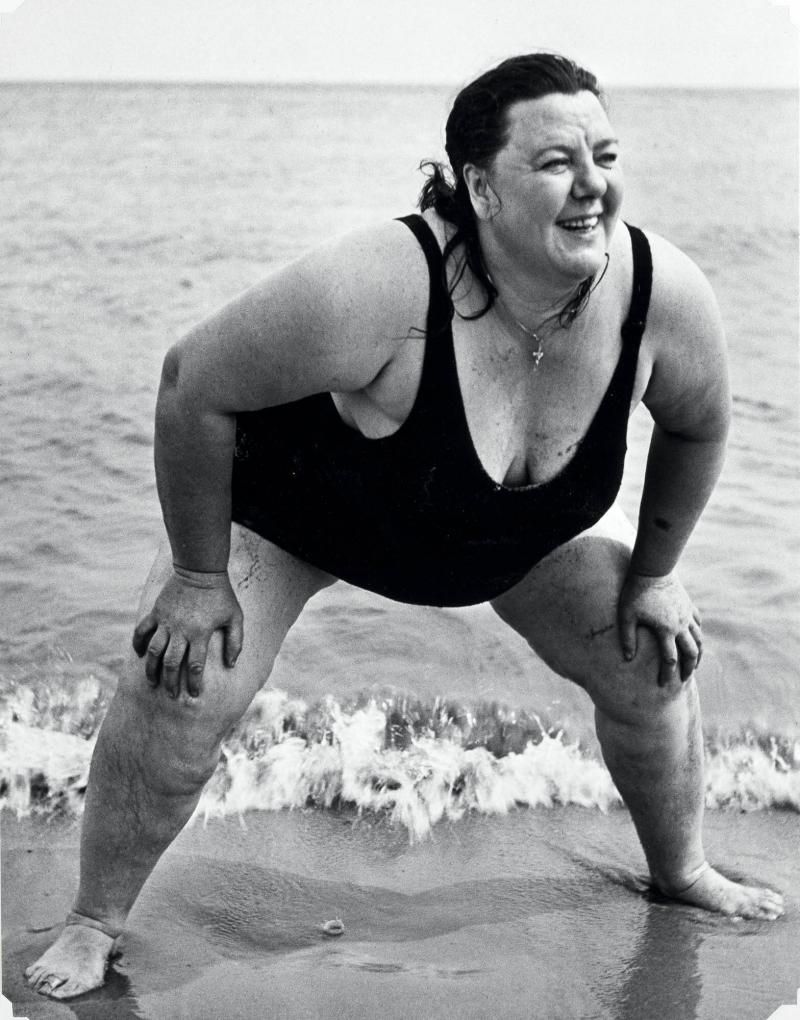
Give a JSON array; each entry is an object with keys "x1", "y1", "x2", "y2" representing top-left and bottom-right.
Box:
[{"x1": 419, "y1": 52, "x2": 605, "y2": 322}]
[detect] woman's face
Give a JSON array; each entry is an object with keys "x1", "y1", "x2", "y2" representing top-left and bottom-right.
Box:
[{"x1": 477, "y1": 90, "x2": 623, "y2": 287}]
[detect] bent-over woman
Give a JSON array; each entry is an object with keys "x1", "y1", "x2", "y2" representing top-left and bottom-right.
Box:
[{"x1": 27, "y1": 52, "x2": 784, "y2": 1000}]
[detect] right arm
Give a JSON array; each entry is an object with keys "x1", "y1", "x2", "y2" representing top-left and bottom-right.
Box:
[{"x1": 132, "y1": 221, "x2": 428, "y2": 696}]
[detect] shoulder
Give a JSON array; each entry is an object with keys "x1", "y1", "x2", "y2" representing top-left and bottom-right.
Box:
[
  {"x1": 172, "y1": 217, "x2": 434, "y2": 408},
  {"x1": 633, "y1": 228, "x2": 730, "y2": 438},
  {"x1": 292, "y1": 217, "x2": 431, "y2": 333},
  {"x1": 639, "y1": 228, "x2": 722, "y2": 340}
]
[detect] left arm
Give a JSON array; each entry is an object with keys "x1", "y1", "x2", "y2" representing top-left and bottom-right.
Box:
[{"x1": 619, "y1": 232, "x2": 732, "y2": 684}]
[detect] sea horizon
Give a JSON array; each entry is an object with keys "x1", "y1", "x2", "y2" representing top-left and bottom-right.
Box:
[{"x1": 1, "y1": 77, "x2": 796, "y2": 91}]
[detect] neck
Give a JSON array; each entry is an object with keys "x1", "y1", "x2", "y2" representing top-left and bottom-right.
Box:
[{"x1": 478, "y1": 235, "x2": 590, "y2": 328}]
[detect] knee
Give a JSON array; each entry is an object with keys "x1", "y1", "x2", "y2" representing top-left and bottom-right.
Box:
[
  {"x1": 108, "y1": 682, "x2": 228, "y2": 797},
  {"x1": 579, "y1": 628, "x2": 696, "y2": 729}
]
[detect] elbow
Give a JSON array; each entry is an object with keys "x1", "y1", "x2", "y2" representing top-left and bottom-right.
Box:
[
  {"x1": 160, "y1": 343, "x2": 182, "y2": 395},
  {"x1": 706, "y1": 389, "x2": 732, "y2": 444},
  {"x1": 157, "y1": 339, "x2": 232, "y2": 429},
  {"x1": 155, "y1": 343, "x2": 191, "y2": 434},
  {"x1": 158, "y1": 339, "x2": 202, "y2": 408}
]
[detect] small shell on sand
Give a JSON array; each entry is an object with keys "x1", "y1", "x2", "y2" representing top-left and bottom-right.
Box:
[{"x1": 321, "y1": 918, "x2": 345, "y2": 936}]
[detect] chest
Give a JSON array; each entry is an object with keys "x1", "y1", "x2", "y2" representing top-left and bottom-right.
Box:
[
  {"x1": 334, "y1": 267, "x2": 651, "y2": 490},
  {"x1": 335, "y1": 320, "x2": 636, "y2": 489},
  {"x1": 452, "y1": 308, "x2": 627, "y2": 486}
]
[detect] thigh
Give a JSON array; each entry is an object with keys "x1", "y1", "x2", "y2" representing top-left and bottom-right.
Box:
[
  {"x1": 491, "y1": 502, "x2": 652, "y2": 697},
  {"x1": 119, "y1": 523, "x2": 337, "y2": 745}
]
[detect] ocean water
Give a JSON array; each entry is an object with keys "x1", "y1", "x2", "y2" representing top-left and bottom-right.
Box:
[{"x1": 1, "y1": 83, "x2": 798, "y2": 838}]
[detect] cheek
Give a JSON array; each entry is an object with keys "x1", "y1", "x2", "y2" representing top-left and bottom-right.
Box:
[
  {"x1": 606, "y1": 174, "x2": 624, "y2": 213},
  {"x1": 525, "y1": 178, "x2": 567, "y2": 215}
]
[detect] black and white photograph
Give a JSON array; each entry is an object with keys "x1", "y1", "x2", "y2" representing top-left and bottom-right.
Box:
[{"x1": 2, "y1": 2, "x2": 798, "y2": 1017}]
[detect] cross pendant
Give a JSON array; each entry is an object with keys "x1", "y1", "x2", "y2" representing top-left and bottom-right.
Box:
[{"x1": 531, "y1": 344, "x2": 544, "y2": 369}]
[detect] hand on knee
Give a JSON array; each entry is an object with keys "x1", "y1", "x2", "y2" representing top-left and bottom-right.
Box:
[
  {"x1": 587, "y1": 626, "x2": 697, "y2": 728},
  {"x1": 617, "y1": 572, "x2": 703, "y2": 686}
]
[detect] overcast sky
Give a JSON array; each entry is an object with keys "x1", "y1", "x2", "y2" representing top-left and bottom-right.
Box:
[{"x1": 0, "y1": 0, "x2": 797, "y2": 87}]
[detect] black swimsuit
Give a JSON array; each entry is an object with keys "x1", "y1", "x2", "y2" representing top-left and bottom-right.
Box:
[{"x1": 231, "y1": 214, "x2": 652, "y2": 607}]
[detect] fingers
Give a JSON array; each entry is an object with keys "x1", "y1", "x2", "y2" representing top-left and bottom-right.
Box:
[
  {"x1": 142, "y1": 627, "x2": 189, "y2": 698},
  {"x1": 141, "y1": 629, "x2": 210, "y2": 698},
  {"x1": 689, "y1": 618, "x2": 703, "y2": 669},
  {"x1": 656, "y1": 632, "x2": 679, "y2": 688},
  {"x1": 132, "y1": 613, "x2": 158, "y2": 657},
  {"x1": 144, "y1": 626, "x2": 169, "y2": 687},
  {"x1": 132, "y1": 575, "x2": 244, "y2": 695},
  {"x1": 224, "y1": 610, "x2": 244, "y2": 669},
  {"x1": 618, "y1": 612, "x2": 638, "y2": 662},
  {"x1": 185, "y1": 639, "x2": 209, "y2": 699},
  {"x1": 162, "y1": 634, "x2": 188, "y2": 698},
  {"x1": 145, "y1": 629, "x2": 187, "y2": 698},
  {"x1": 628, "y1": 628, "x2": 702, "y2": 688},
  {"x1": 657, "y1": 628, "x2": 705, "y2": 686},
  {"x1": 677, "y1": 628, "x2": 701, "y2": 682},
  {"x1": 618, "y1": 571, "x2": 704, "y2": 686}
]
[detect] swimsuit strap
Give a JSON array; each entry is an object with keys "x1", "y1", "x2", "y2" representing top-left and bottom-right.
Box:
[
  {"x1": 397, "y1": 214, "x2": 652, "y2": 344},
  {"x1": 395, "y1": 214, "x2": 453, "y2": 337},
  {"x1": 394, "y1": 214, "x2": 463, "y2": 431},
  {"x1": 622, "y1": 222, "x2": 653, "y2": 336},
  {"x1": 394, "y1": 214, "x2": 652, "y2": 435},
  {"x1": 598, "y1": 222, "x2": 652, "y2": 416}
]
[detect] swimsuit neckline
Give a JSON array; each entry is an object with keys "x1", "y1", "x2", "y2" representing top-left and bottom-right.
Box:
[
  {"x1": 453, "y1": 341, "x2": 629, "y2": 494},
  {"x1": 324, "y1": 216, "x2": 645, "y2": 498}
]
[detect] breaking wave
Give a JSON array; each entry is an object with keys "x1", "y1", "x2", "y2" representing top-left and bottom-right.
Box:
[{"x1": 1, "y1": 677, "x2": 798, "y2": 842}]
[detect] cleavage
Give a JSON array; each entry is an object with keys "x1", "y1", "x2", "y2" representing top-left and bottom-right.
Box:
[{"x1": 452, "y1": 323, "x2": 607, "y2": 489}]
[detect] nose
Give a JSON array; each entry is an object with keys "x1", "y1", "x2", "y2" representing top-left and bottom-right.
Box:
[{"x1": 572, "y1": 157, "x2": 607, "y2": 200}]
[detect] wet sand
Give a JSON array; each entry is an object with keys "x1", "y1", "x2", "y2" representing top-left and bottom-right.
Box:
[{"x1": 3, "y1": 805, "x2": 798, "y2": 1020}]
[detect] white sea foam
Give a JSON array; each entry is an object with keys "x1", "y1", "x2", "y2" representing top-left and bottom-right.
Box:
[
  {"x1": 704, "y1": 732, "x2": 800, "y2": 812},
  {"x1": 197, "y1": 696, "x2": 621, "y2": 841},
  {"x1": 3, "y1": 684, "x2": 797, "y2": 841}
]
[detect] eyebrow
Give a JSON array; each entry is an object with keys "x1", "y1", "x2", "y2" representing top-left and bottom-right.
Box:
[{"x1": 532, "y1": 135, "x2": 620, "y2": 155}]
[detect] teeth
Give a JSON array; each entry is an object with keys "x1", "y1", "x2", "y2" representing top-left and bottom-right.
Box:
[{"x1": 560, "y1": 216, "x2": 599, "y2": 230}]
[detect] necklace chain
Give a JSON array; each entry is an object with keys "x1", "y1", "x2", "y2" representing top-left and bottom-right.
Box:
[
  {"x1": 485, "y1": 254, "x2": 610, "y2": 369},
  {"x1": 493, "y1": 294, "x2": 549, "y2": 367},
  {"x1": 484, "y1": 270, "x2": 565, "y2": 370}
]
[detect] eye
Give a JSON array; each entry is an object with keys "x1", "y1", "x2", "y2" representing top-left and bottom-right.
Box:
[
  {"x1": 541, "y1": 157, "x2": 570, "y2": 171},
  {"x1": 596, "y1": 151, "x2": 619, "y2": 168}
]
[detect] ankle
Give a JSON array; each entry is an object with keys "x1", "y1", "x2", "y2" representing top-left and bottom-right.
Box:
[
  {"x1": 655, "y1": 860, "x2": 711, "y2": 896},
  {"x1": 65, "y1": 910, "x2": 123, "y2": 941}
]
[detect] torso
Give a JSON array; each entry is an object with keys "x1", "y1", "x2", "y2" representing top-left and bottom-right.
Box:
[
  {"x1": 231, "y1": 213, "x2": 654, "y2": 606},
  {"x1": 332, "y1": 209, "x2": 653, "y2": 489}
]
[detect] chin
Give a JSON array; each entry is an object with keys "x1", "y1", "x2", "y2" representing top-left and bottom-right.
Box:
[
  {"x1": 554, "y1": 253, "x2": 605, "y2": 284},
  {"x1": 555, "y1": 237, "x2": 608, "y2": 280}
]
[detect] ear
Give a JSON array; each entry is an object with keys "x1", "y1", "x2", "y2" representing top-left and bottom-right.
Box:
[{"x1": 463, "y1": 163, "x2": 500, "y2": 220}]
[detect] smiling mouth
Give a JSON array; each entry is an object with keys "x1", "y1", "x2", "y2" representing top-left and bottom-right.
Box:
[{"x1": 557, "y1": 215, "x2": 600, "y2": 232}]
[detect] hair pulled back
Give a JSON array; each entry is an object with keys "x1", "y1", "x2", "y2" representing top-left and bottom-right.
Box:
[{"x1": 419, "y1": 52, "x2": 604, "y2": 321}]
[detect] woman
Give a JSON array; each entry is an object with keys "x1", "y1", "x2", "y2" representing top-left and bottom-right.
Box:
[{"x1": 27, "y1": 52, "x2": 783, "y2": 1000}]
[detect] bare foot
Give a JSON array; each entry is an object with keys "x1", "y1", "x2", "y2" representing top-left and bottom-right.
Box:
[
  {"x1": 658, "y1": 863, "x2": 784, "y2": 920},
  {"x1": 25, "y1": 923, "x2": 117, "y2": 999}
]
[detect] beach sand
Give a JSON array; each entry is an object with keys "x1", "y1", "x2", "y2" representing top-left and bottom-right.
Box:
[{"x1": 3, "y1": 804, "x2": 798, "y2": 1020}]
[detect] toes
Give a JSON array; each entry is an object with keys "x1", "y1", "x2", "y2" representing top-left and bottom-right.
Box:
[
  {"x1": 32, "y1": 973, "x2": 68, "y2": 996},
  {"x1": 734, "y1": 886, "x2": 785, "y2": 921},
  {"x1": 27, "y1": 966, "x2": 47, "y2": 988},
  {"x1": 756, "y1": 897, "x2": 785, "y2": 920},
  {"x1": 748, "y1": 906, "x2": 782, "y2": 921},
  {"x1": 664, "y1": 869, "x2": 785, "y2": 921},
  {"x1": 50, "y1": 978, "x2": 92, "y2": 1000}
]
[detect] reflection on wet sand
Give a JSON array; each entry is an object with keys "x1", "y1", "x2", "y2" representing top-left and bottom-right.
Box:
[{"x1": 614, "y1": 899, "x2": 702, "y2": 1020}]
